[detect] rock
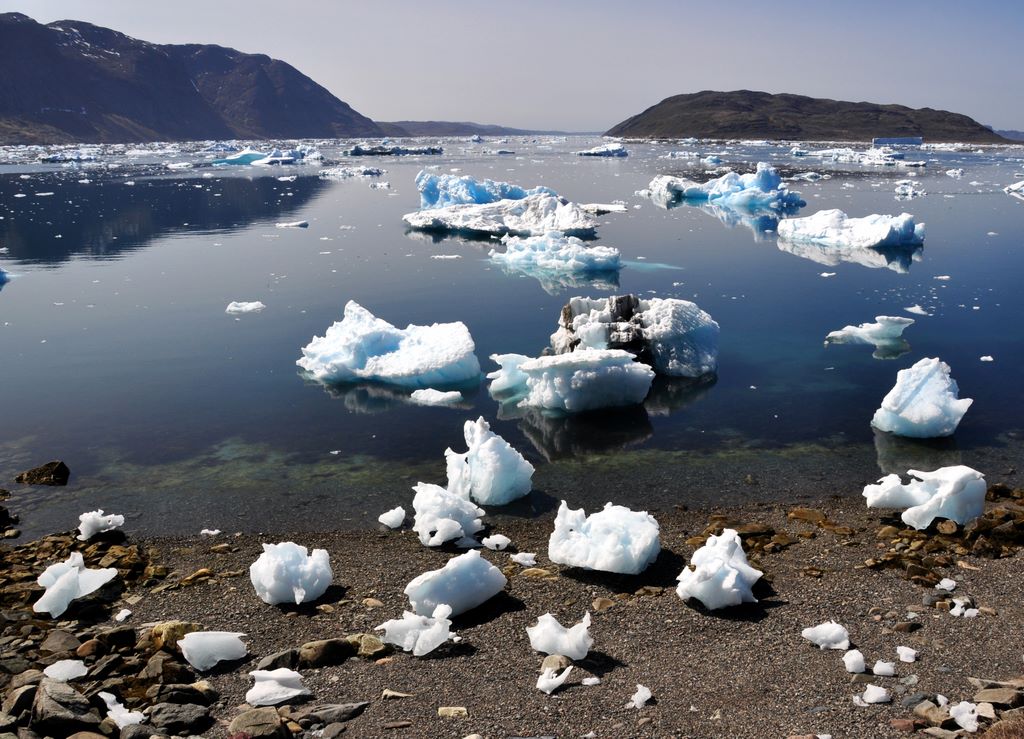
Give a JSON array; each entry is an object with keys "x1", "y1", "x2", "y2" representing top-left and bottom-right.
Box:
[
  {"x1": 381, "y1": 690, "x2": 412, "y2": 700},
  {"x1": 302, "y1": 703, "x2": 369, "y2": 724},
  {"x1": 591, "y1": 597, "x2": 615, "y2": 612},
  {"x1": 0, "y1": 714, "x2": 14, "y2": 732},
  {"x1": 147, "y1": 702, "x2": 210, "y2": 734},
  {"x1": 983, "y1": 719, "x2": 1024, "y2": 739},
  {"x1": 890, "y1": 718, "x2": 918, "y2": 732},
  {"x1": 9, "y1": 671, "x2": 43, "y2": 690},
  {"x1": 322, "y1": 724, "x2": 347, "y2": 739},
  {"x1": 96, "y1": 627, "x2": 137, "y2": 652},
  {"x1": 901, "y1": 691, "x2": 932, "y2": 708},
  {"x1": 119, "y1": 727, "x2": 165, "y2": 739},
  {"x1": 977, "y1": 702, "x2": 996, "y2": 720},
  {"x1": 894, "y1": 621, "x2": 923, "y2": 633},
  {"x1": 40, "y1": 630, "x2": 81, "y2": 655},
  {"x1": 15, "y1": 461, "x2": 70, "y2": 486},
  {"x1": 438, "y1": 706, "x2": 468, "y2": 718},
  {"x1": 2, "y1": 686, "x2": 36, "y2": 717},
  {"x1": 145, "y1": 683, "x2": 214, "y2": 706},
  {"x1": 298, "y1": 639, "x2": 355, "y2": 668},
  {"x1": 31, "y1": 679, "x2": 100, "y2": 735},
  {"x1": 66, "y1": 733, "x2": 106, "y2": 739},
  {"x1": 973, "y1": 687, "x2": 1023, "y2": 707},
  {"x1": 137, "y1": 652, "x2": 193, "y2": 684},
  {"x1": 149, "y1": 621, "x2": 202, "y2": 652},
  {"x1": 912, "y1": 700, "x2": 952, "y2": 727},
  {"x1": 920, "y1": 729, "x2": 959, "y2": 738},
  {"x1": 788, "y1": 507, "x2": 826, "y2": 523},
  {"x1": 75, "y1": 640, "x2": 103, "y2": 659},
  {"x1": 228, "y1": 707, "x2": 288, "y2": 738},
  {"x1": 345, "y1": 633, "x2": 389, "y2": 659},
  {"x1": 362, "y1": 598, "x2": 384, "y2": 608},
  {"x1": 541, "y1": 654, "x2": 571, "y2": 672},
  {"x1": 256, "y1": 648, "x2": 297, "y2": 671},
  {"x1": 383, "y1": 720, "x2": 412, "y2": 729}
]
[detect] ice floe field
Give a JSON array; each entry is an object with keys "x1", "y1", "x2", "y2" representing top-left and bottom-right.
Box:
[{"x1": 1, "y1": 136, "x2": 1023, "y2": 538}]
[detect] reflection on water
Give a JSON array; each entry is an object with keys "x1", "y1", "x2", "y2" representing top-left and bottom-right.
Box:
[
  {"x1": 310, "y1": 378, "x2": 479, "y2": 414},
  {"x1": 873, "y1": 429, "x2": 962, "y2": 476},
  {"x1": 494, "y1": 261, "x2": 620, "y2": 295},
  {"x1": 777, "y1": 239, "x2": 924, "y2": 273}
]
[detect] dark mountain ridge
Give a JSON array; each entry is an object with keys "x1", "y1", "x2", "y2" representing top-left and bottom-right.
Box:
[{"x1": 377, "y1": 121, "x2": 575, "y2": 137}]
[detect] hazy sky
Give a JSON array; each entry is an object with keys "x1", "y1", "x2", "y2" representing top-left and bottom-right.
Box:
[{"x1": 4, "y1": 0, "x2": 1022, "y2": 131}]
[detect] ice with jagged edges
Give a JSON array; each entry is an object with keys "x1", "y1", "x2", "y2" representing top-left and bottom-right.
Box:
[
  {"x1": 376, "y1": 603, "x2": 453, "y2": 656},
  {"x1": 778, "y1": 209, "x2": 925, "y2": 249},
  {"x1": 801, "y1": 621, "x2": 850, "y2": 650},
  {"x1": 843, "y1": 650, "x2": 866, "y2": 673},
  {"x1": 871, "y1": 358, "x2": 973, "y2": 438},
  {"x1": 245, "y1": 668, "x2": 310, "y2": 706},
  {"x1": 319, "y1": 165, "x2": 384, "y2": 179},
  {"x1": 548, "y1": 501, "x2": 661, "y2": 575},
  {"x1": 249, "y1": 542, "x2": 332, "y2": 605},
  {"x1": 178, "y1": 631, "x2": 248, "y2": 671},
  {"x1": 1004, "y1": 180, "x2": 1024, "y2": 200},
  {"x1": 537, "y1": 666, "x2": 573, "y2": 694},
  {"x1": 445, "y1": 416, "x2": 534, "y2": 506},
  {"x1": 211, "y1": 148, "x2": 266, "y2": 166},
  {"x1": 488, "y1": 350, "x2": 654, "y2": 412},
  {"x1": 575, "y1": 142, "x2": 628, "y2": 157},
  {"x1": 411, "y1": 482, "x2": 485, "y2": 546},
  {"x1": 76, "y1": 509, "x2": 125, "y2": 541},
  {"x1": 490, "y1": 232, "x2": 622, "y2": 283},
  {"x1": 99, "y1": 692, "x2": 144, "y2": 728},
  {"x1": 642, "y1": 163, "x2": 805, "y2": 211},
  {"x1": 34, "y1": 552, "x2": 117, "y2": 618},
  {"x1": 628, "y1": 685, "x2": 653, "y2": 709},
  {"x1": 402, "y1": 193, "x2": 597, "y2": 238},
  {"x1": 527, "y1": 612, "x2": 593, "y2": 660},
  {"x1": 863, "y1": 465, "x2": 986, "y2": 530},
  {"x1": 676, "y1": 529, "x2": 763, "y2": 610},
  {"x1": 378, "y1": 506, "x2": 406, "y2": 528},
  {"x1": 404, "y1": 549, "x2": 508, "y2": 616},
  {"x1": 415, "y1": 170, "x2": 557, "y2": 209},
  {"x1": 950, "y1": 701, "x2": 979, "y2": 732},
  {"x1": 482, "y1": 534, "x2": 511, "y2": 551},
  {"x1": 825, "y1": 316, "x2": 914, "y2": 359},
  {"x1": 297, "y1": 301, "x2": 481, "y2": 389}
]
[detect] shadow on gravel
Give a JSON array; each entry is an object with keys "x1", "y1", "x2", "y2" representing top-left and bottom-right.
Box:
[
  {"x1": 452, "y1": 592, "x2": 526, "y2": 629},
  {"x1": 274, "y1": 584, "x2": 348, "y2": 615},
  {"x1": 682, "y1": 581, "x2": 784, "y2": 624},
  {"x1": 558, "y1": 547, "x2": 687, "y2": 590},
  {"x1": 576, "y1": 650, "x2": 625, "y2": 677}
]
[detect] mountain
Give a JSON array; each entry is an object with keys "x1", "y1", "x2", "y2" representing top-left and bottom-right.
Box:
[
  {"x1": 606, "y1": 90, "x2": 1009, "y2": 143},
  {"x1": 377, "y1": 121, "x2": 573, "y2": 137},
  {"x1": 0, "y1": 12, "x2": 382, "y2": 144},
  {"x1": 994, "y1": 129, "x2": 1024, "y2": 142}
]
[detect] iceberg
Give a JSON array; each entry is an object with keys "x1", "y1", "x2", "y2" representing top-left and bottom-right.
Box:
[
  {"x1": 801, "y1": 621, "x2": 850, "y2": 650},
  {"x1": 575, "y1": 142, "x2": 628, "y2": 157},
  {"x1": 319, "y1": 165, "x2": 385, "y2": 179},
  {"x1": 34, "y1": 552, "x2": 117, "y2": 618},
  {"x1": 871, "y1": 357, "x2": 972, "y2": 438},
  {"x1": 178, "y1": 631, "x2": 248, "y2": 671},
  {"x1": 537, "y1": 666, "x2": 573, "y2": 694},
  {"x1": 99, "y1": 692, "x2": 145, "y2": 729},
  {"x1": 1004, "y1": 180, "x2": 1024, "y2": 201},
  {"x1": 403, "y1": 193, "x2": 598, "y2": 238},
  {"x1": 211, "y1": 148, "x2": 266, "y2": 166},
  {"x1": 245, "y1": 668, "x2": 310, "y2": 706},
  {"x1": 676, "y1": 529, "x2": 762, "y2": 610},
  {"x1": 76, "y1": 509, "x2": 125, "y2": 541},
  {"x1": 894, "y1": 180, "x2": 926, "y2": 200},
  {"x1": 641, "y1": 163, "x2": 804, "y2": 211},
  {"x1": 404, "y1": 549, "x2": 507, "y2": 616},
  {"x1": 249, "y1": 542, "x2": 332, "y2": 605},
  {"x1": 825, "y1": 316, "x2": 914, "y2": 360},
  {"x1": 226, "y1": 301, "x2": 265, "y2": 315},
  {"x1": 548, "y1": 501, "x2": 660, "y2": 575},
  {"x1": 345, "y1": 143, "x2": 443, "y2": 156},
  {"x1": 445, "y1": 417, "x2": 534, "y2": 506},
  {"x1": 490, "y1": 232, "x2": 622, "y2": 287},
  {"x1": 297, "y1": 301, "x2": 480, "y2": 389},
  {"x1": 777, "y1": 209, "x2": 925, "y2": 250},
  {"x1": 411, "y1": 482, "x2": 485, "y2": 546},
  {"x1": 862, "y1": 465, "x2": 986, "y2": 530},
  {"x1": 526, "y1": 612, "x2": 593, "y2": 660},
  {"x1": 409, "y1": 388, "x2": 462, "y2": 406},
  {"x1": 415, "y1": 170, "x2": 556, "y2": 209},
  {"x1": 378, "y1": 506, "x2": 406, "y2": 528},
  {"x1": 376, "y1": 603, "x2": 453, "y2": 656},
  {"x1": 252, "y1": 148, "x2": 297, "y2": 166}
]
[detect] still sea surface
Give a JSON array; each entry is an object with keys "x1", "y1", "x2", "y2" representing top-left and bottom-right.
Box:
[{"x1": 1, "y1": 138, "x2": 1022, "y2": 537}]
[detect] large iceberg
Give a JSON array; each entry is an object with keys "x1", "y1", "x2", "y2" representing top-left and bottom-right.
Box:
[
  {"x1": 376, "y1": 603, "x2": 453, "y2": 656},
  {"x1": 411, "y1": 482, "x2": 485, "y2": 546},
  {"x1": 676, "y1": 529, "x2": 762, "y2": 610},
  {"x1": 34, "y1": 552, "x2": 117, "y2": 618},
  {"x1": 576, "y1": 142, "x2": 628, "y2": 157},
  {"x1": 402, "y1": 193, "x2": 597, "y2": 238},
  {"x1": 249, "y1": 542, "x2": 332, "y2": 605},
  {"x1": 297, "y1": 301, "x2": 481, "y2": 389},
  {"x1": 871, "y1": 358, "x2": 972, "y2": 438},
  {"x1": 404, "y1": 549, "x2": 507, "y2": 616},
  {"x1": 863, "y1": 466, "x2": 986, "y2": 530},
  {"x1": 640, "y1": 163, "x2": 804, "y2": 211},
  {"x1": 526, "y1": 612, "x2": 593, "y2": 660},
  {"x1": 415, "y1": 170, "x2": 556, "y2": 209},
  {"x1": 825, "y1": 316, "x2": 914, "y2": 360},
  {"x1": 445, "y1": 417, "x2": 534, "y2": 506},
  {"x1": 489, "y1": 232, "x2": 622, "y2": 288},
  {"x1": 548, "y1": 501, "x2": 661, "y2": 575},
  {"x1": 777, "y1": 209, "x2": 925, "y2": 250}
]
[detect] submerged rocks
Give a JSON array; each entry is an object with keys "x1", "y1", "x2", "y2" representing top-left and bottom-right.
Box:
[{"x1": 15, "y1": 461, "x2": 70, "y2": 486}]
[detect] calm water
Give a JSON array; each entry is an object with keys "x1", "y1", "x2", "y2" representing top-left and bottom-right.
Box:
[{"x1": 2, "y1": 138, "x2": 1022, "y2": 537}]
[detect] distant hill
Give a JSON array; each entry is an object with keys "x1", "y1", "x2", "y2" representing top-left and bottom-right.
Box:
[
  {"x1": 0, "y1": 12, "x2": 383, "y2": 144},
  {"x1": 994, "y1": 129, "x2": 1024, "y2": 142},
  {"x1": 606, "y1": 90, "x2": 1009, "y2": 143},
  {"x1": 378, "y1": 121, "x2": 573, "y2": 137}
]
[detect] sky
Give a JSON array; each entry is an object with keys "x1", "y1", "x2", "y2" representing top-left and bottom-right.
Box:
[{"x1": 4, "y1": 0, "x2": 1023, "y2": 131}]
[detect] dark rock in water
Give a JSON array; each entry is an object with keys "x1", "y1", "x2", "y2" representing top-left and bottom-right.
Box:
[
  {"x1": 31, "y1": 678, "x2": 100, "y2": 735},
  {"x1": 228, "y1": 707, "x2": 289, "y2": 738},
  {"x1": 147, "y1": 702, "x2": 210, "y2": 734},
  {"x1": 15, "y1": 461, "x2": 70, "y2": 486}
]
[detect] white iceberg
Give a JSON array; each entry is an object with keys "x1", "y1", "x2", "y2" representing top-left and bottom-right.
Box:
[
  {"x1": 537, "y1": 666, "x2": 573, "y2": 694},
  {"x1": 43, "y1": 659, "x2": 88, "y2": 681},
  {"x1": 409, "y1": 389, "x2": 462, "y2": 406},
  {"x1": 871, "y1": 358, "x2": 972, "y2": 438},
  {"x1": 34, "y1": 552, "x2": 117, "y2": 618},
  {"x1": 226, "y1": 301, "x2": 266, "y2": 315},
  {"x1": 490, "y1": 232, "x2": 621, "y2": 283},
  {"x1": 376, "y1": 603, "x2": 453, "y2": 656},
  {"x1": 297, "y1": 301, "x2": 481, "y2": 388},
  {"x1": 245, "y1": 668, "x2": 310, "y2": 706},
  {"x1": 641, "y1": 163, "x2": 804, "y2": 211},
  {"x1": 863, "y1": 465, "x2": 986, "y2": 530},
  {"x1": 628, "y1": 684, "x2": 653, "y2": 709},
  {"x1": 178, "y1": 631, "x2": 247, "y2": 671},
  {"x1": 99, "y1": 692, "x2": 145, "y2": 729},
  {"x1": 404, "y1": 549, "x2": 507, "y2": 616},
  {"x1": 445, "y1": 417, "x2": 534, "y2": 506},
  {"x1": 894, "y1": 180, "x2": 926, "y2": 200},
  {"x1": 211, "y1": 148, "x2": 266, "y2": 166},
  {"x1": 825, "y1": 316, "x2": 914, "y2": 359},
  {"x1": 378, "y1": 506, "x2": 406, "y2": 528},
  {"x1": 402, "y1": 193, "x2": 597, "y2": 238},
  {"x1": 777, "y1": 209, "x2": 925, "y2": 249},
  {"x1": 527, "y1": 612, "x2": 593, "y2": 660},
  {"x1": 676, "y1": 529, "x2": 762, "y2": 610},
  {"x1": 801, "y1": 621, "x2": 850, "y2": 650},
  {"x1": 946, "y1": 168, "x2": 964, "y2": 178},
  {"x1": 843, "y1": 650, "x2": 866, "y2": 673},
  {"x1": 1004, "y1": 180, "x2": 1024, "y2": 201},
  {"x1": 319, "y1": 165, "x2": 385, "y2": 179},
  {"x1": 411, "y1": 482, "x2": 485, "y2": 546},
  {"x1": 482, "y1": 534, "x2": 511, "y2": 551},
  {"x1": 76, "y1": 509, "x2": 125, "y2": 541},
  {"x1": 249, "y1": 542, "x2": 332, "y2": 605},
  {"x1": 415, "y1": 170, "x2": 556, "y2": 209},
  {"x1": 548, "y1": 501, "x2": 660, "y2": 575},
  {"x1": 576, "y1": 142, "x2": 628, "y2": 157}
]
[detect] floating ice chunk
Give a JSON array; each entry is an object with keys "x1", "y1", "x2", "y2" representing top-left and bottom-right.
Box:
[
  {"x1": 245, "y1": 668, "x2": 310, "y2": 706},
  {"x1": 860, "y1": 685, "x2": 891, "y2": 704},
  {"x1": 628, "y1": 684, "x2": 652, "y2": 709},
  {"x1": 490, "y1": 232, "x2": 622, "y2": 285},
  {"x1": 580, "y1": 202, "x2": 628, "y2": 214},
  {"x1": 527, "y1": 612, "x2": 593, "y2": 660},
  {"x1": 76, "y1": 509, "x2": 125, "y2": 541},
  {"x1": 445, "y1": 417, "x2": 534, "y2": 506},
  {"x1": 801, "y1": 621, "x2": 850, "y2": 650},
  {"x1": 904, "y1": 304, "x2": 930, "y2": 316},
  {"x1": 376, "y1": 603, "x2": 453, "y2": 656},
  {"x1": 409, "y1": 389, "x2": 462, "y2": 406},
  {"x1": 946, "y1": 168, "x2": 965, "y2": 178},
  {"x1": 43, "y1": 659, "x2": 87, "y2": 681},
  {"x1": 894, "y1": 180, "x2": 926, "y2": 200},
  {"x1": 825, "y1": 316, "x2": 914, "y2": 359},
  {"x1": 537, "y1": 666, "x2": 573, "y2": 694},
  {"x1": 843, "y1": 650, "x2": 866, "y2": 673},
  {"x1": 511, "y1": 552, "x2": 537, "y2": 566},
  {"x1": 404, "y1": 549, "x2": 507, "y2": 616},
  {"x1": 482, "y1": 534, "x2": 511, "y2": 551},
  {"x1": 863, "y1": 466, "x2": 985, "y2": 530},
  {"x1": 676, "y1": 529, "x2": 762, "y2": 610},
  {"x1": 403, "y1": 193, "x2": 597, "y2": 238},
  {"x1": 179, "y1": 631, "x2": 248, "y2": 671},
  {"x1": 275, "y1": 221, "x2": 308, "y2": 229},
  {"x1": 936, "y1": 578, "x2": 956, "y2": 592},
  {"x1": 950, "y1": 701, "x2": 979, "y2": 732},
  {"x1": 1004, "y1": 180, "x2": 1024, "y2": 201},
  {"x1": 297, "y1": 301, "x2": 481, "y2": 388},
  {"x1": 212, "y1": 148, "x2": 267, "y2": 166},
  {"x1": 99, "y1": 692, "x2": 145, "y2": 729},
  {"x1": 701, "y1": 155, "x2": 722, "y2": 166},
  {"x1": 411, "y1": 482, "x2": 485, "y2": 546},
  {"x1": 415, "y1": 170, "x2": 556, "y2": 209},
  {"x1": 34, "y1": 552, "x2": 118, "y2": 618},
  {"x1": 249, "y1": 542, "x2": 332, "y2": 605},
  {"x1": 576, "y1": 143, "x2": 628, "y2": 157},
  {"x1": 871, "y1": 358, "x2": 972, "y2": 438},
  {"x1": 378, "y1": 506, "x2": 406, "y2": 529},
  {"x1": 897, "y1": 646, "x2": 918, "y2": 663},
  {"x1": 115, "y1": 608, "x2": 131, "y2": 622},
  {"x1": 642, "y1": 163, "x2": 804, "y2": 212},
  {"x1": 319, "y1": 165, "x2": 385, "y2": 179},
  {"x1": 872, "y1": 660, "x2": 895, "y2": 676},
  {"x1": 345, "y1": 143, "x2": 442, "y2": 156},
  {"x1": 548, "y1": 501, "x2": 660, "y2": 575},
  {"x1": 980, "y1": 355, "x2": 993, "y2": 362},
  {"x1": 226, "y1": 301, "x2": 266, "y2": 315},
  {"x1": 778, "y1": 209, "x2": 925, "y2": 249}
]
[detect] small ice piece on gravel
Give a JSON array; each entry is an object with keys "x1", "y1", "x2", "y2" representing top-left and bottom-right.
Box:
[
  {"x1": 548, "y1": 501, "x2": 660, "y2": 575},
  {"x1": 936, "y1": 577, "x2": 957, "y2": 592},
  {"x1": 445, "y1": 416, "x2": 534, "y2": 505},
  {"x1": 950, "y1": 598, "x2": 980, "y2": 618},
  {"x1": 537, "y1": 666, "x2": 573, "y2": 694},
  {"x1": 897, "y1": 646, "x2": 918, "y2": 663},
  {"x1": 34, "y1": 552, "x2": 118, "y2": 618},
  {"x1": 410, "y1": 388, "x2": 462, "y2": 406},
  {"x1": 860, "y1": 684, "x2": 891, "y2": 704},
  {"x1": 376, "y1": 603, "x2": 453, "y2": 656},
  {"x1": 99, "y1": 691, "x2": 145, "y2": 728},
  {"x1": 937, "y1": 694, "x2": 949, "y2": 707},
  {"x1": 404, "y1": 549, "x2": 507, "y2": 616},
  {"x1": 77, "y1": 509, "x2": 125, "y2": 541},
  {"x1": 582, "y1": 677, "x2": 601, "y2": 686},
  {"x1": 676, "y1": 528, "x2": 762, "y2": 610},
  {"x1": 482, "y1": 534, "x2": 511, "y2": 551},
  {"x1": 863, "y1": 466, "x2": 986, "y2": 529},
  {"x1": 871, "y1": 358, "x2": 972, "y2": 438},
  {"x1": 526, "y1": 612, "x2": 593, "y2": 660},
  {"x1": 43, "y1": 659, "x2": 88, "y2": 681},
  {"x1": 843, "y1": 649, "x2": 866, "y2": 673},
  {"x1": 178, "y1": 631, "x2": 248, "y2": 671},
  {"x1": 200, "y1": 528, "x2": 221, "y2": 536},
  {"x1": 245, "y1": 668, "x2": 311, "y2": 706},
  {"x1": 411, "y1": 482, "x2": 485, "y2": 547},
  {"x1": 872, "y1": 660, "x2": 896, "y2": 677},
  {"x1": 114, "y1": 608, "x2": 131, "y2": 622},
  {"x1": 628, "y1": 684, "x2": 652, "y2": 709},
  {"x1": 249, "y1": 542, "x2": 332, "y2": 605},
  {"x1": 378, "y1": 506, "x2": 405, "y2": 529},
  {"x1": 950, "y1": 701, "x2": 979, "y2": 732},
  {"x1": 801, "y1": 621, "x2": 850, "y2": 650},
  {"x1": 510, "y1": 552, "x2": 537, "y2": 566},
  {"x1": 225, "y1": 301, "x2": 266, "y2": 315}
]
